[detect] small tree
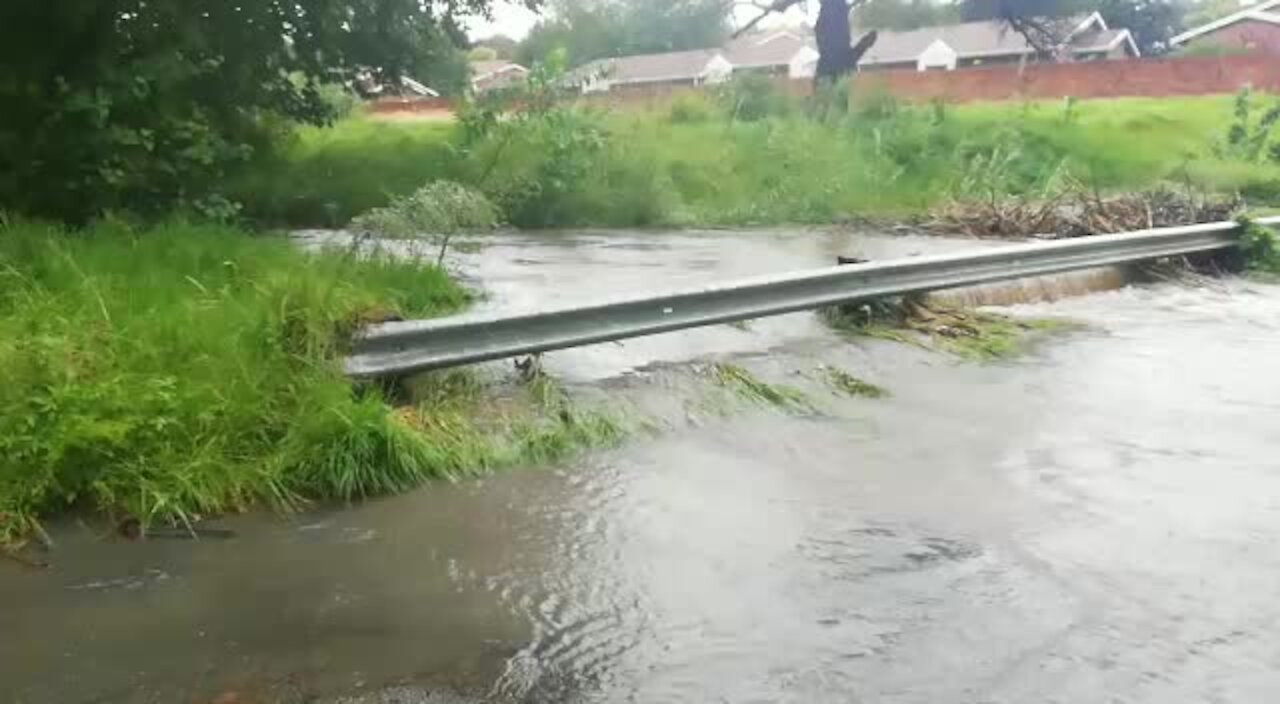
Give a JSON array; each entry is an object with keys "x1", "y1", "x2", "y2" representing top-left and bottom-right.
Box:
[{"x1": 352, "y1": 181, "x2": 500, "y2": 264}]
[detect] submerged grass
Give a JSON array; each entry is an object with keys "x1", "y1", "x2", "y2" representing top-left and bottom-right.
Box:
[
  {"x1": 822, "y1": 297, "x2": 1075, "y2": 361},
  {"x1": 709, "y1": 362, "x2": 814, "y2": 412},
  {"x1": 0, "y1": 220, "x2": 618, "y2": 546},
  {"x1": 820, "y1": 366, "x2": 890, "y2": 399}
]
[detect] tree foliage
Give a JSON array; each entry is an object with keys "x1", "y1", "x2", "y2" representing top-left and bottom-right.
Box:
[
  {"x1": 0, "y1": 0, "x2": 529, "y2": 223},
  {"x1": 853, "y1": 0, "x2": 961, "y2": 31},
  {"x1": 1090, "y1": 0, "x2": 1186, "y2": 54},
  {"x1": 960, "y1": 0, "x2": 1187, "y2": 54},
  {"x1": 517, "y1": 0, "x2": 730, "y2": 67},
  {"x1": 475, "y1": 34, "x2": 521, "y2": 60}
]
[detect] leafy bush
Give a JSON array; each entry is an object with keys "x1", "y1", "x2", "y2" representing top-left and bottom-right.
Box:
[
  {"x1": 0, "y1": 220, "x2": 468, "y2": 543},
  {"x1": 352, "y1": 181, "x2": 499, "y2": 237},
  {"x1": 1219, "y1": 88, "x2": 1280, "y2": 163},
  {"x1": 1238, "y1": 217, "x2": 1280, "y2": 273}
]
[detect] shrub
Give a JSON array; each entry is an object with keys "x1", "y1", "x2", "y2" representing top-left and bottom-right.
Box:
[
  {"x1": 1219, "y1": 88, "x2": 1280, "y2": 163},
  {"x1": 351, "y1": 180, "x2": 499, "y2": 237},
  {"x1": 1239, "y1": 217, "x2": 1280, "y2": 273}
]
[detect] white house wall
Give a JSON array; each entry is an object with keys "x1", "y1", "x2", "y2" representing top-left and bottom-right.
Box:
[
  {"x1": 702, "y1": 55, "x2": 734, "y2": 84},
  {"x1": 917, "y1": 39, "x2": 958, "y2": 70},
  {"x1": 789, "y1": 46, "x2": 820, "y2": 78}
]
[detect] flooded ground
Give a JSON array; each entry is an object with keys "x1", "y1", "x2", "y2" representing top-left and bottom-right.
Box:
[{"x1": 3, "y1": 228, "x2": 1279, "y2": 703}]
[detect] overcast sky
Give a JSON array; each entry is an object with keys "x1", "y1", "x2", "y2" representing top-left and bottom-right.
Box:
[{"x1": 466, "y1": 1, "x2": 814, "y2": 41}]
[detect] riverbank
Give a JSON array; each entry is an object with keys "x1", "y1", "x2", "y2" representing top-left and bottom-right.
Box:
[
  {"x1": 232, "y1": 94, "x2": 1280, "y2": 230},
  {"x1": 0, "y1": 220, "x2": 625, "y2": 546}
]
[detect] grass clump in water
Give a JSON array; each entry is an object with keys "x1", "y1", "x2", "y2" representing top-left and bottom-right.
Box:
[
  {"x1": 821, "y1": 296, "x2": 1074, "y2": 361},
  {"x1": 0, "y1": 219, "x2": 484, "y2": 545},
  {"x1": 709, "y1": 362, "x2": 813, "y2": 412},
  {"x1": 391, "y1": 372, "x2": 625, "y2": 484},
  {"x1": 821, "y1": 366, "x2": 890, "y2": 399}
]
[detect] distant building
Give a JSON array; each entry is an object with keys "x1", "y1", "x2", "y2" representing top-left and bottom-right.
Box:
[
  {"x1": 1171, "y1": 0, "x2": 1280, "y2": 55},
  {"x1": 858, "y1": 13, "x2": 1139, "y2": 71},
  {"x1": 471, "y1": 60, "x2": 529, "y2": 93},
  {"x1": 722, "y1": 30, "x2": 821, "y2": 79},
  {"x1": 571, "y1": 49, "x2": 734, "y2": 94},
  {"x1": 565, "y1": 13, "x2": 1141, "y2": 94},
  {"x1": 355, "y1": 72, "x2": 440, "y2": 99}
]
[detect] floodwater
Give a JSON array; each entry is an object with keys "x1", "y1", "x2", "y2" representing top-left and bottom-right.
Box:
[{"x1": 3, "y1": 228, "x2": 1279, "y2": 703}]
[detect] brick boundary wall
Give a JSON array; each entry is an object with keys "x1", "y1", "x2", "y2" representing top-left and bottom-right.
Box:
[
  {"x1": 578, "y1": 55, "x2": 1280, "y2": 111},
  {"x1": 365, "y1": 55, "x2": 1280, "y2": 115},
  {"x1": 367, "y1": 96, "x2": 454, "y2": 114},
  {"x1": 848, "y1": 54, "x2": 1280, "y2": 103}
]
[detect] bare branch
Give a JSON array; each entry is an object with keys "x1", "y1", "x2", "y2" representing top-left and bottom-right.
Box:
[{"x1": 732, "y1": 0, "x2": 805, "y2": 38}]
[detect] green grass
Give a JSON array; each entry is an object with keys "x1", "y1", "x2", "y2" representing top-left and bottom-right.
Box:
[
  {"x1": 0, "y1": 219, "x2": 620, "y2": 546},
  {"x1": 234, "y1": 120, "x2": 457, "y2": 228},
  {"x1": 231, "y1": 95, "x2": 1280, "y2": 230}
]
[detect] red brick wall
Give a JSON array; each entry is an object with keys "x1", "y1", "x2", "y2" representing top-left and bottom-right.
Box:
[
  {"x1": 847, "y1": 55, "x2": 1280, "y2": 103},
  {"x1": 367, "y1": 96, "x2": 454, "y2": 114},
  {"x1": 364, "y1": 55, "x2": 1279, "y2": 116},
  {"x1": 1186, "y1": 20, "x2": 1280, "y2": 56}
]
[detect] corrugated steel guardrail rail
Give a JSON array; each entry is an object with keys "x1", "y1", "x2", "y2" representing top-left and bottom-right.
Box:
[{"x1": 345, "y1": 217, "x2": 1280, "y2": 378}]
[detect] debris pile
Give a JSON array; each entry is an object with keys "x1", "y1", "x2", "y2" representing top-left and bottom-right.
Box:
[{"x1": 917, "y1": 183, "x2": 1242, "y2": 240}]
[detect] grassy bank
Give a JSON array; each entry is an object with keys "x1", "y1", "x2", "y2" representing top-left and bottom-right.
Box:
[
  {"x1": 0, "y1": 220, "x2": 620, "y2": 545},
  {"x1": 232, "y1": 94, "x2": 1280, "y2": 230}
]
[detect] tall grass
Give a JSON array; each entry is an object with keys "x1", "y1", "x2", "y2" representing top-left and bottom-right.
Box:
[
  {"x1": 232, "y1": 95, "x2": 1280, "y2": 230},
  {"x1": 0, "y1": 220, "x2": 478, "y2": 542}
]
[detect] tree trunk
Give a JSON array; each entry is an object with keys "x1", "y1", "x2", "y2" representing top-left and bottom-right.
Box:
[
  {"x1": 813, "y1": 0, "x2": 878, "y2": 84},
  {"x1": 813, "y1": 0, "x2": 854, "y2": 82}
]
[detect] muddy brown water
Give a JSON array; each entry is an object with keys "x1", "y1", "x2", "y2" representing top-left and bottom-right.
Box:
[{"x1": 3, "y1": 228, "x2": 1279, "y2": 703}]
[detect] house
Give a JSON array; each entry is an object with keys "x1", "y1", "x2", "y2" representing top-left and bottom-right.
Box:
[
  {"x1": 571, "y1": 49, "x2": 734, "y2": 94},
  {"x1": 355, "y1": 73, "x2": 440, "y2": 99},
  {"x1": 858, "y1": 12, "x2": 1139, "y2": 71},
  {"x1": 723, "y1": 30, "x2": 821, "y2": 80},
  {"x1": 1171, "y1": 0, "x2": 1280, "y2": 55},
  {"x1": 471, "y1": 60, "x2": 529, "y2": 93}
]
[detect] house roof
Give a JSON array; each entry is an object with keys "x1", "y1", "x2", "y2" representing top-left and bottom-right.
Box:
[
  {"x1": 1171, "y1": 0, "x2": 1280, "y2": 44},
  {"x1": 470, "y1": 60, "x2": 527, "y2": 81},
  {"x1": 574, "y1": 49, "x2": 726, "y2": 85},
  {"x1": 859, "y1": 14, "x2": 1137, "y2": 64},
  {"x1": 723, "y1": 30, "x2": 816, "y2": 68}
]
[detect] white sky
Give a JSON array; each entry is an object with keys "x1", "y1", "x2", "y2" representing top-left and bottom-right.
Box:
[{"x1": 466, "y1": 1, "x2": 814, "y2": 41}]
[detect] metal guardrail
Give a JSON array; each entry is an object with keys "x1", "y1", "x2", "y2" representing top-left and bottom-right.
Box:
[{"x1": 345, "y1": 218, "x2": 1280, "y2": 378}]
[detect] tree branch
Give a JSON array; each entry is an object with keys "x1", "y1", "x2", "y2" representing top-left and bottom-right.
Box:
[{"x1": 732, "y1": 0, "x2": 806, "y2": 38}]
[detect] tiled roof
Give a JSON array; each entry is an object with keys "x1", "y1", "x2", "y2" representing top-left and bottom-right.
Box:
[{"x1": 574, "y1": 49, "x2": 724, "y2": 85}]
